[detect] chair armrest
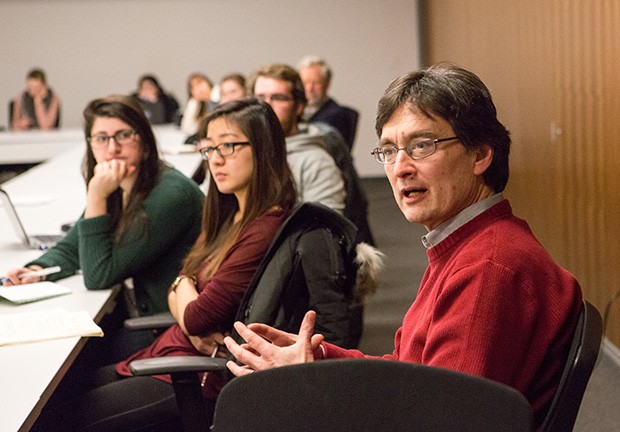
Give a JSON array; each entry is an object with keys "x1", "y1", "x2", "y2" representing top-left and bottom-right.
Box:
[
  {"x1": 130, "y1": 356, "x2": 228, "y2": 376},
  {"x1": 124, "y1": 312, "x2": 177, "y2": 331}
]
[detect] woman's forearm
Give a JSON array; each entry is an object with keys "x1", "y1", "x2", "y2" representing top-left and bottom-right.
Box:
[{"x1": 168, "y1": 277, "x2": 199, "y2": 334}]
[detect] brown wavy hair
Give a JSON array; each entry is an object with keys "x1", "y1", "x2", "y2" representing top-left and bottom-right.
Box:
[{"x1": 82, "y1": 94, "x2": 164, "y2": 241}]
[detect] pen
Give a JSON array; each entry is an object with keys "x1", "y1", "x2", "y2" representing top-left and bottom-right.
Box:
[
  {"x1": 1, "y1": 266, "x2": 62, "y2": 284},
  {"x1": 201, "y1": 345, "x2": 219, "y2": 387}
]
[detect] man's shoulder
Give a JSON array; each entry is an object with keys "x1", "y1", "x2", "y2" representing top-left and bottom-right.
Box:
[
  {"x1": 286, "y1": 125, "x2": 325, "y2": 150},
  {"x1": 311, "y1": 98, "x2": 346, "y2": 120}
]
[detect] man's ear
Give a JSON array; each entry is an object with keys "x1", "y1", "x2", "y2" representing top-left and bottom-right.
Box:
[{"x1": 473, "y1": 144, "x2": 494, "y2": 176}]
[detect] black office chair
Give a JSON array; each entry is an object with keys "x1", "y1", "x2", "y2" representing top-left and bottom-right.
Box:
[
  {"x1": 210, "y1": 358, "x2": 533, "y2": 432},
  {"x1": 341, "y1": 105, "x2": 359, "y2": 150},
  {"x1": 128, "y1": 202, "x2": 384, "y2": 432},
  {"x1": 541, "y1": 300, "x2": 602, "y2": 432},
  {"x1": 8, "y1": 99, "x2": 14, "y2": 128}
]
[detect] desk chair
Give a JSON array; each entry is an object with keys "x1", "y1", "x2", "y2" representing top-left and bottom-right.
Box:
[
  {"x1": 210, "y1": 359, "x2": 533, "y2": 432},
  {"x1": 341, "y1": 105, "x2": 359, "y2": 150},
  {"x1": 8, "y1": 100, "x2": 13, "y2": 127},
  {"x1": 541, "y1": 300, "x2": 602, "y2": 432},
  {"x1": 127, "y1": 202, "x2": 383, "y2": 432}
]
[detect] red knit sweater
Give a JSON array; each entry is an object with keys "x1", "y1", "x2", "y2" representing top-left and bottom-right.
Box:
[{"x1": 324, "y1": 200, "x2": 583, "y2": 429}]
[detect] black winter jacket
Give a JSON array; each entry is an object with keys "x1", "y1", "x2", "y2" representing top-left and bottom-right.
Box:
[{"x1": 233, "y1": 202, "x2": 363, "y2": 349}]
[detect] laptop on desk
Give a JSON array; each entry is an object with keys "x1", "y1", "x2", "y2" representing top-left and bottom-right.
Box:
[{"x1": 0, "y1": 188, "x2": 65, "y2": 250}]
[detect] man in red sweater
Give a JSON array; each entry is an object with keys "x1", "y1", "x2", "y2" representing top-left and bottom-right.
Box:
[{"x1": 224, "y1": 63, "x2": 583, "y2": 430}]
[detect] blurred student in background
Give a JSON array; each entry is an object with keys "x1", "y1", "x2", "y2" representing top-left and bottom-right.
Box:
[
  {"x1": 218, "y1": 73, "x2": 247, "y2": 104},
  {"x1": 180, "y1": 72, "x2": 216, "y2": 136},
  {"x1": 11, "y1": 68, "x2": 61, "y2": 130},
  {"x1": 132, "y1": 74, "x2": 180, "y2": 125}
]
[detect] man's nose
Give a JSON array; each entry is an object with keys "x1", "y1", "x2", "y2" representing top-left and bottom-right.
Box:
[{"x1": 392, "y1": 149, "x2": 416, "y2": 176}]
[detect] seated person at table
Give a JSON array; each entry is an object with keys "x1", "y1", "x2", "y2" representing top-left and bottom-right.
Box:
[
  {"x1": 4, "y1": 95, "x2": 204, "y2": 322},
  {"x1": 187, "y1": 73, "x2": 249, "y2": 184},
  {"x1": 132, "y1": 74, "x2": 180, "y2": 124},
  {"x1": 218, "y1": 73, "x2": 247, "y2": 104},
  {"x1": 225, "y1": 64, "x2": 584, "y2": 431},
  {"x1": 297, "y1": 55, "x2": 358, "y2": 150},
  {"x1": 10, "y1": 68, "x2": 61, "y2": 130},
  {"x1": 180, "y1": 72, "x2": 216, "y2": 136},
  {"x1": 251, "y1": 63, "x2": 372, "y2": 244},
  {"x1": 71, "y1": 99, "x2": 299, "y2": 431},
  {"x1": 250, "y1": 63, "x2": 346, "y2": 214}
]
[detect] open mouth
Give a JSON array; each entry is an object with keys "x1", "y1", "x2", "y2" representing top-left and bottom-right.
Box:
[{"x1": 403, "y1": 188, "x2": 426, "y2": 198}]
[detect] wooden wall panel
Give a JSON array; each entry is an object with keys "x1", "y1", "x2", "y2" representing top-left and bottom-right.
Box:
[{"x1": 425, "y1": 0, "x2": 620, "y2": 346}]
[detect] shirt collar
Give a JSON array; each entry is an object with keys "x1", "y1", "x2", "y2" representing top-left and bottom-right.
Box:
[{"x1": 421, "y1": 193, "x2": 504, "y2": 249}]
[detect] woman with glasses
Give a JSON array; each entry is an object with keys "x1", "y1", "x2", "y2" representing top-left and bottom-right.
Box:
[
  {"x1": 71, "y1": 98, "x2": 297, "y2": 431},
  {"x1": 4, "y1": 95, "x2": 204, "y2": 325}
]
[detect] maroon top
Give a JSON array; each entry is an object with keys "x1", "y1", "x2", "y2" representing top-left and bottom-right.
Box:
[{"x1": 116, "y1": 209, "x2": 288, "y2": 399}]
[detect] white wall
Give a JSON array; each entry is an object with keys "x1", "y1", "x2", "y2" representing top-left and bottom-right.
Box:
[{"x1": 0, "y1": 0, "x2": 421, "y2": 176}]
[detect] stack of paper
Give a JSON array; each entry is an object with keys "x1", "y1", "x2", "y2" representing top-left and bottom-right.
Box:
[
  {"x1": 0, "y1": 308, "x2": 104, "y2": 346},
  {"x1": 0, "y1": 281, "x2": 72, "y2": 304}
]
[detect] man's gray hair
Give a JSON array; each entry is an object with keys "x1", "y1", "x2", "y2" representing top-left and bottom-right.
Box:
[{"x1": 297, "y1": 55, "x2": 332, "y2": 83}]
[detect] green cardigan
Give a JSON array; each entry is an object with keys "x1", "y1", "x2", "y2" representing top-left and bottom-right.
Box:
[{"x1": 28, "y1": 167, "x2": 204, "y2": 315}]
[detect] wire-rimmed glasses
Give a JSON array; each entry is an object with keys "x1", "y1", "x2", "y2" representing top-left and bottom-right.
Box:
[{"x1": 370, "y1": 136, "x2": 460, "y2": 164}]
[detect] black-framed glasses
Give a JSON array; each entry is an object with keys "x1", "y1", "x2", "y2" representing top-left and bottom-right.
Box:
[
  {"x1": 88, "y1": 129, "x2": 137, "y2": 149},
  {"x1": 370, "y1": 136, "x2": 460, "y2": 164},
  {"x1": 198, "y1": 141, "x2": 250, "y2": 161}
]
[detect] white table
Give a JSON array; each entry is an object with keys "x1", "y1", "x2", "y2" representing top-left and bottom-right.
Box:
[
  {"x1": 0, "y1": 124, "x2": 203, "y2": 431},
  {"x1": 0, "y1": 128, "x2": 84, "y2": 164},
  {"x1": 0, "y1": 275, "x2": 118, "y2": 432}
]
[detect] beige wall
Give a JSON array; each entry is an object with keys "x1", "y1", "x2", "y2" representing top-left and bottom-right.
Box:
[
  {"x1": 0, "y1": 0, "x2": 422, "y2": 177},
  {"x1": 425, "y1": 0, "x2": 620, "y2": 347}
]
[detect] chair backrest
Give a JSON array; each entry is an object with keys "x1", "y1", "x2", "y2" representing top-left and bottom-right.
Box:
[
  {"x1": 8, "y1": 99, "x2": 14, "y2": 128},
  {"x1": 542, "y1": 300, "x2": 602, "y2": 432},
  {"x1": 341, "y1": 105, "x2": 359, "y2": 150},
  {"x1": 212, "y1": 359, "x2": 533, "y2": 432}
]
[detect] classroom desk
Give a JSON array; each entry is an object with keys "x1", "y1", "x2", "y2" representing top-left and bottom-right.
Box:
[
  {"x1": 0, "y1": 125, "x2": 202, "y2": 431},
  {"x1": 0, "y1": 275, "x2": 119, "y2": 432},
  {"x1": 0, "y1": 124, "x2": 201, "y2": 168},
  {"x1": 0, "y1": 128, "x2": 83, "y2": 164}
]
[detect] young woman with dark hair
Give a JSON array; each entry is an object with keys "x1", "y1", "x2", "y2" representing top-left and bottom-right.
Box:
[
  {"x1": 5, "y1": 95, "x2": 204, "y2": 319},
  {"x1": 73, "y1": 98, "x2": 297, "y2": 431}
]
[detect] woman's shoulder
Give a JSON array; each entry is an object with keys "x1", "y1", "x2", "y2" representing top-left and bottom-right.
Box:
[
  {"x1": 242, "y1": 208, "x2": 290, "y2": 236},
  {"x1": 152, "y1": 167, "x2": 204, "y2": 200}
]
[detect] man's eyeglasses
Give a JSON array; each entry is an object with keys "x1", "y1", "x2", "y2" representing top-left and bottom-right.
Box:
[
  {"x1": 88, "y1": 129, "x2": 137, "y2": 149},
  {"x1": 370, "y1": 136, "x2": 460, "y2": 164},
  {"x1": 255, "y1": 93, "x2": 294, "y2": 103},
  {"x1": 198, "y1": 141, "x2": 250, "y2": 161}
]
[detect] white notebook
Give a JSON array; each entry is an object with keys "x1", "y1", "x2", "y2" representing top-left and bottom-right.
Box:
[
  {"x1": 0, "y1": 281, "x2": 72, "y2": 304},
  {"x1": 0, "y1": 308, "x2": 104, "y2": 346}
]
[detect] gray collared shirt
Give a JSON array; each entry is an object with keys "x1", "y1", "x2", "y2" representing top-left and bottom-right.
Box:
[{"x1": 421, "y1": 193, "x2": 504, "y2": 249}]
